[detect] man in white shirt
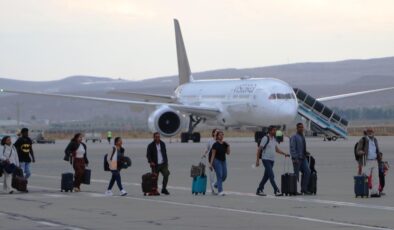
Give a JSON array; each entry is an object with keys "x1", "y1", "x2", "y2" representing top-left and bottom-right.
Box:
[
  {"x1": 147, "y1": 132, "x2": 170, "y2": 195},
  {"x1": 256, "y1": 126, "x2": 290, "y2": 196},
  {"x1": 356, "y1": 128, "x2": 382, "y2": 197}
]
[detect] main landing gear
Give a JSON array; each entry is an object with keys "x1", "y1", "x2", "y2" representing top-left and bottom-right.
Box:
[{"x1": 181, "y1": 115, "x2": 202, "y2": 143}]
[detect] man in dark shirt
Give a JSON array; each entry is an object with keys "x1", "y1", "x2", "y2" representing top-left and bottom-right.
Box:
[
  {"x1": 146, "y1": 132, "x2": 170, "y2": 195},
  {"x1": 14, "y1": 128, "x2": 35, "y2": 180},
  {"x1": 289, "y1": 123, "x2": 311, "y2": 195}
]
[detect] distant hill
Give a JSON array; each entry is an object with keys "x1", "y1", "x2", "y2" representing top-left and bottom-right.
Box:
[{"x1": 0, "y1": 57, "x2": 393, "y2": 124}]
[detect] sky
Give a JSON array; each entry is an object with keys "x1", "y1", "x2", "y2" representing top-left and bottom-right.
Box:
[{"x1": 0, "y1": 0, "x2": 394, "y2": 81}]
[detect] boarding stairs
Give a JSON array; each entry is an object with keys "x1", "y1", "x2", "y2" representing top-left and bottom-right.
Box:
[{"x1": 294, "y1": 88, "x2": 349, "y2": 140}]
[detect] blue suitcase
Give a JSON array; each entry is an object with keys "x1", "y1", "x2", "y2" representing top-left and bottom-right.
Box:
[
  {"x1": 354, "y1": 174, "x2": 369, "y2": 198},
  {"x1": 192, "y1": 175, "x2": 207, "y2": 195}
]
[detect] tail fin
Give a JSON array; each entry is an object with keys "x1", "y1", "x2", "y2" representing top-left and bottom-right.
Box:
[{"x1": 174, "y1": 19, "x2": 193, "y2": 85}]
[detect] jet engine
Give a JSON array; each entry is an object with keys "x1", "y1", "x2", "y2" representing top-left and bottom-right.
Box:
[{"x1": 148, "y1": 106, "x2": 185, "y2": 137}]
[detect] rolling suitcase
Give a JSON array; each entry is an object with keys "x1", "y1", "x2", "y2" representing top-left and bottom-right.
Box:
[
  {"x1": 301, "y1": 155, "x2": 317, "y2": 195},
  {"x1": 61, "y1": 172, "x2": 74, "y2": 192},
  {"x1": 82, "y1": 168, "x2": 91, "y2": 185},
  {"x1": 12, "y1": 175, "x2": 28, "y2": 192},
  {"x1": 192, "y1": 175, "x2": 207, "y2": 195},
  {"x1": 142, "y1": 169, "x2": 159, "y2": 196},
  {"x1": 308, "y1": 172, "x2": 317, "y2": 195},
  {"x1": 354, "y1": 174, "x2": 369, "y2": 198},
  {"x1": 281, "y1": 158, "x2": 297, "y2": 196}
]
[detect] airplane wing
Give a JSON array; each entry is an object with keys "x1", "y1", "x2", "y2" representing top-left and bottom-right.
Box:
[
  {"x1": 316, "y1": 86, "x2": 394, "y2": 102},
  {"x1": 0, "y1": 89, "x2": 220, "y2": 117},
  {"x1": 108, "y1": 91, "x2": 176, "y2": 103}
]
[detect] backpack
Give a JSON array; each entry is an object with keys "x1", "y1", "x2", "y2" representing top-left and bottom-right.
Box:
[
  {"x1": 354, "y1": 137, "x2": 366, "y2": 162},
  {"x1": 258, "y1": 136, "x2": 270, "y2": 159},
  {"x1": 104, "y1": 147, "x2": 116, "y2": 171}
]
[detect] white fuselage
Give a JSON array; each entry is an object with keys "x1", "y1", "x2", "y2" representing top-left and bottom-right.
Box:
[{"x1": 174, "y1": 78, "x2": 298, "y2": 127}]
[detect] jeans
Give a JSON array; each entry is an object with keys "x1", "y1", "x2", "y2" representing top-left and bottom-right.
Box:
[
  {"x1": 107, "y1": 170, "x2": 123, "y2": 191},
  {"x1": 293, "y1": 158, "x2": 311, "y2": 192},
  {"x1": 213, "y1": 159, "x2": 227, "y2": 193},
  {"x1": 19, "y1": 162, "x2": 31, "y2": 179},
  {"x1": 258, "y1": 160, "x2": 279, "y2": 193}
]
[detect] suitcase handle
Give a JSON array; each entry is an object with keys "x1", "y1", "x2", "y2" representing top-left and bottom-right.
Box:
[{"x1": 283, "y1": 157, "x2": 291, "y2": 173}]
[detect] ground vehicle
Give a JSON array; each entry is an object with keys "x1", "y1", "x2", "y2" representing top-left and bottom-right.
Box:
[
  {"x1": 85, "y1": 132, "x2": 102, "y2": 143},
  {"x1": 33, "y1": 133, "x2": 55, "y2": 144}
]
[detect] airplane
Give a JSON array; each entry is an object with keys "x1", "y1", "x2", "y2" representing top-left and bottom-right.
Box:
[{"x1": 1, "y1": 19, "x2": 394, "y2": 143}]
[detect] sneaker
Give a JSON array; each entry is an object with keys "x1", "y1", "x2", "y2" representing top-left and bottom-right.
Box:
[
  {"x1": 302, "y1": 190, "x2": 312, "y2": 195},
  {"x1": 211, "y1": 182, "x2": 216, "y2": 191},
  {"x1": 9, "y1": 190, "x2": 14, "y2": 194},
  {"x1": 370, "y1": 193, "x2": 381, "y2": 198},
  {"x1": 161, "y1": 188, "x2": 170, "y2": 195},
  {"x1": 275, "y1": 190, "x2": 283, "y2": 197},
  {"x1": 104, "y1": 190, "x2": 113, "y2": 196},
  {"x1": 256, "y1": 190, "x2": 266, "y2": 196},
  {"x1": 120, "y1": 190, "x2": 128, "y2": 196},
  {"x1": 211, "y1": 190, "x2": 218, "y2": 195},
  {"x1": 218, "y1": 191, "x2": 226, "y2": 196},
  {"x1": 73, "y1": 187, "x2": 80, "y2": 192}
]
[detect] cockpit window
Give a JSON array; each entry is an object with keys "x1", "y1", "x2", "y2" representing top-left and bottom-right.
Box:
[
  {"x1": 268, "y1": 94, "x2": 277, "y2": 100},
  {"x1": 269, "y1": 93, "x2": 295, "y2": 100}
]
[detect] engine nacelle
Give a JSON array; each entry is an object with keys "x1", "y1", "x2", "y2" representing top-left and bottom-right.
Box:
[{"x1": 148, "y1": 106, "x2": 184, "y2": 137}]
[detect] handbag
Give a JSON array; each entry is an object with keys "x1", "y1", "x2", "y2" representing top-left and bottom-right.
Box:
[
  {"x1": 190, "y1": 162, "x2": 205, "y2": 178},
  {"x1": 2, "y1": 146, "x2": 16, "y2": 174}
]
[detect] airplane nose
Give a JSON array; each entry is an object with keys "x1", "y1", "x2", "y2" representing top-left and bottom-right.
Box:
[{"x1": 276, "y1": 101, "x2": 298, "y2": 123}]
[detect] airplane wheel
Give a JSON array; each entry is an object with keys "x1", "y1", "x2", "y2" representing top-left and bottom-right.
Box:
[
  {"x1": 192, "y1": 132, "x2": 201, "y2": 143},
  {"x1": 181, "y1": 133, "x2": 189, "y2": 143}
]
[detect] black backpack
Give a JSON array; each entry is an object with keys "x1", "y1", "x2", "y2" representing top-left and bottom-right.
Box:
[{"x1": 258, "y1": 136, "x2": 270, "y2": 159}]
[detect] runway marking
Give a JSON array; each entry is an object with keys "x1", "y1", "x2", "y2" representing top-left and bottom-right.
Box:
[
  {"x1": 123, "y1": 196, "x2": 394, "y2": 230},
  {"x1": 4, "y1": 182, "x2": 393, "y2": 230},
  {"x1": 32, "y1": 174, "x2": 394, "y2": 212}
]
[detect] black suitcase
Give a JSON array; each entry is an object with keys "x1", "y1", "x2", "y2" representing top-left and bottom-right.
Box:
[
  {"x1": 308, "y1": 172, "x2": 317, "y2": 194},
  {"x1": 281, "y1": 173, "x2": 297, "y2": 196},
  {"x1": 61, "y1": 172, "x2": 74, "y2": 192},
  {"x1": 12, "y1": 175, "x2": 28, "y2": 192},
  {"x1": 354, "y1": 174, "x2": 369, "y2": 198},
  {"x1": 281, "y1": 158, "x2": 297, "y2": 196},
  {"x1": 82, "y1": 169, "x2": 91, "y2": 185},
  {"x1": 141, "y1": 172, "x2": 159, "y2": 196}
]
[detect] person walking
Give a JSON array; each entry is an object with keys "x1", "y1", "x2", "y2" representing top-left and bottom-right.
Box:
[
  {"x1": 14, "y1": 128, "x2": 35, "y2": 180},
  {"x1": 289, "y1": 123, "x2": 312, "y2": 195},
  {"x1": 202, "y1": 128, "x2": 218, "y2": 195},
  {"x1": 147, "y1": 132, "x2": 171, "y2": 195},
  {"x1": 1, "y1": 136, "x2": 20, "y2": 194},
  {"x1": 356, "y1": 128, "x2": 382, "y2": 197},
  {"x1": 256, "y1": 126, "x2": 290, "y2": 196},
  {"x1": 107, "y1": 131, "x2": 112, "y2": 144},
  {"x1": 209, "y1": 130, "x2": 230, "y2": 196},
  {"x1": 65, "y1": 133, "x2": 89, "y2": 192},
  {"x1": 105, "y1": 137, "x2": 127, "y2": 196}
]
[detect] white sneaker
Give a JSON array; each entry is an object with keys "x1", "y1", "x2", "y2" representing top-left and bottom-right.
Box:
[
  {"x1": 104, "y1": 190, "x2": 113, "y2": 196},
  {"x1": 218, "y1": 191, "x2": 226, "y2": 196},
  {"x1": 120, "y1": 190, "x2": 128, "y2": 196}
]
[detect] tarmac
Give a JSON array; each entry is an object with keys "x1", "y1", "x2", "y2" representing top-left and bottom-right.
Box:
[{"x1": 0, "y1": 136, "x2": 393, "y2": 230}]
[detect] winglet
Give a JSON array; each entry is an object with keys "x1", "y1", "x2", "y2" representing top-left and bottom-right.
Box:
[{"x1": 174, "y1": 19, "x2": 193, "y2": 85}]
